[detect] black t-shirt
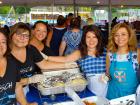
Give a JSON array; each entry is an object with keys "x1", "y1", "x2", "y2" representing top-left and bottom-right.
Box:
[
  {"x1": 42, "y1": 46, "x2": 55, "y2": 56},
  {"x1": 34, "y1": 45, "x2": 55, "y2": 73},
  {"x1": 0, "y1": 56, "x2": 20, "y2": 105},
  {"x1": 9, "y1": 45, "x2": 43, "y2": 78}
]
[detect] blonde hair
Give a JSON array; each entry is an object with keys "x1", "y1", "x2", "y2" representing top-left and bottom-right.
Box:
[
  {"x1": 107, "y1": 23, "x2": 137, "y2": 53},
  {"x1": 87, "y1": 18, "x2": 94, "y2": 25}
]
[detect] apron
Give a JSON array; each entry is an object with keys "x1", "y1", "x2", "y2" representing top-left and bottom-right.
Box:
[
  {"x1": 87, "y1": 74, "x2": 108, "y2": 97},
  {"x1": 106, "y1": 52, "x2": 138, "y2": 100}
]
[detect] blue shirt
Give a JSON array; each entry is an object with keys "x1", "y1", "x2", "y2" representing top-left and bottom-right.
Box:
[
  {"x1": 77, "y1": 50, "x2": 106, "y2": 76},
  {"x1": 62, "y1": 30, "x2": 83, "y2": 55}
]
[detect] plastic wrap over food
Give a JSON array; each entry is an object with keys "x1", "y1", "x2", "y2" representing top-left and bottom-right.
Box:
[{"x1": 38, "y1": 68, "x2": 87, "y2": 95}]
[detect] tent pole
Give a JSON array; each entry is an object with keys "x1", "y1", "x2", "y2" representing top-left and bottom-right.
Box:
[
  {"x1": 73, "y1": 0, "x2": 76, "y2": 17},
  {"x1": 51, "y1": 0, "x2": 54, "y2": 24},
  {"x1": 5, "y1": 6, "x2": 14, "y2": 22},
  {"x1": 108, "y1": 0, "x2": 112, "y2": 34}
]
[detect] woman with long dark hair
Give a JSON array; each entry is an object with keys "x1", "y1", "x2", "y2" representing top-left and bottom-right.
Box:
[{"x1": 47, "y1": 25, "x2": 107, "y2": 97}]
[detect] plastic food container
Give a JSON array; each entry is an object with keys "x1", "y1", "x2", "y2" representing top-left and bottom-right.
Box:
[{"x1": 38, "y1": 67, "x2": 87, "y2": 96}]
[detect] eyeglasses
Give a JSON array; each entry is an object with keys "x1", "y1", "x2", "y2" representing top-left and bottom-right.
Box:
[{"x1": 16, "y1": 33, "x2": 30, "y2": 39}]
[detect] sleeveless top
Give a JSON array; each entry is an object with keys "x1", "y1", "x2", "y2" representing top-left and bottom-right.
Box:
[{"x1": 50, "y1": 27, "x2": 67, "y2": 55}]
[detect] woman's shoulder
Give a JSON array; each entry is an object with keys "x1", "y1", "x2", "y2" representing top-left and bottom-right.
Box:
[
  {"x1": 106, "y1": 51, "x2": 114, "y2": 61},
  {"x1": 27, "y1": 45, "x2": 37, "y2": 50},
  {"x1": 65, "y1": 30, "x2": 72, "y2": 34},
  {"x1": 130, "y1": 51, "x2": 138, "y2": 61},
  {"x1": 27, "y1": 45, "x2": 40, "y2": 54}
]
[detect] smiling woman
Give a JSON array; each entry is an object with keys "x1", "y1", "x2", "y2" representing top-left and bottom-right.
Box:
[
  {"x1": 106, "y1": 23, "x2": 140, "y2": 100},
  {"x1": 8, "y1": 22, "x2": 77, "y2": 98},
  {"x1": 30, "y1": 21, "x2": 55, "y2": 73},
  {"x1": 16, "y1": 32, "x2": 30, "y2": 39},
  {"x1": 0, "y1": 28, "x2": 37, "y2": 105},
  {"x1": 47, "y1": 25, "x2": 108, "y2": 97}
]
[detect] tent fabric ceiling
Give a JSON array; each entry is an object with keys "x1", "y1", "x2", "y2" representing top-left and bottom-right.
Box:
[{"x1": 2, "y1": 0, "x2": 140, "y2": 7}]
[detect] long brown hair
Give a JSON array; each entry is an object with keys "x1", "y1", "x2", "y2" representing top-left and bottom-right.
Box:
[{"x1": 79, "y1": 25, "x2": 104, "y2": 57}]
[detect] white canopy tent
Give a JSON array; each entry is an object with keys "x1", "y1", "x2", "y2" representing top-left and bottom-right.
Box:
[
  {"x1": 2, "y1": 0, "x2": 140, "y2": 31},
  {"x1": 2, "y1": 0, "x2": 140, "y2": 7}
]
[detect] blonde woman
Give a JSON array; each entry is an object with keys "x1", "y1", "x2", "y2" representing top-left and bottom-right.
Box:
[
  {"x1": 106, "y1": 23, "x2": 140, "y2": 99},
  {"x1": 86, "y1": 18, "x2": 94, "y2": 25}
]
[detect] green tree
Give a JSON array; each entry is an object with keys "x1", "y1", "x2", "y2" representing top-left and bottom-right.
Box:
[
  {"x1": 0, "y1": 6, "x2": 11, "y2": 14},
  {"x1": 15, "y1": 6, "x2": 31, "y2": 14}
]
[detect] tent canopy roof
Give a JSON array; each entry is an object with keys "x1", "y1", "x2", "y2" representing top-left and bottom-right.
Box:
[{"x1": 2, "y1": 0, "x2": 140, "y2": 7}]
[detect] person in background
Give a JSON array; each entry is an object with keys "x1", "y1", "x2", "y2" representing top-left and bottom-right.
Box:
[
  {"x1": 8, "y1": 22, "x2": 78, "y2": 97},
  {"x1": 46, "y1": 15, "x2": 67, "y2": 55},
  {"x1": 59, "y1": 17, "x2": 82, "y2": 55},
  {"x1": 30, "y1": 21, "x2": 54, "y2": 73},
  {"x1": 0, "y1": 28, "x2": 37, "y2": 105},
  {"x1": 111, "y1": 17, "x2": 118, "y2": 28},
  {"x1": 46, "y1": 25, "x2": 108, "y2": 97},
  {"x1": 106, "y1": 23, "x2": 140, "y2": 99},
  {"x1": 65, "y1": 13, "x2": 74, "y2": 30},
  {"x1": 86, "y1": 18, "x2": 94, "y2": 25},
  {"x1": 4, "y1": 25, "x2": 10, "y2": 35},
  {"x1": 77, "y1": 15, "x2": 87, "y2": 28}
]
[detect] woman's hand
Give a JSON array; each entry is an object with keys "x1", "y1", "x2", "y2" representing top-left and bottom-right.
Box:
[
  {"x1": 64, "y1": 62, "x2": 78, "y2": 68},
  {"x1": 28, "y1": 74, "x2": 45, "y2": 84}
]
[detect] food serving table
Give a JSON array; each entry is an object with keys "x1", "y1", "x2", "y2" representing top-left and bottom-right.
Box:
[{"x1": 26, "y1": 85, "x2": 95, "y2": 105}]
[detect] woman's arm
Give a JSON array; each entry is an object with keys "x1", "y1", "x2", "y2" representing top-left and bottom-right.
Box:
[
  {"x1": 137, "y1": 48, "x2": 140, "y2": 64},
  {"x1": 19, "y1": 78, "x2": 29, "y2": 86},
  {"x1": 37, "y1": 50, "x2": 81, "y2": 72},
  {"x1": 48, "y1": 50, "x2": 81, "y2": 62},
  {"x1": 106, "y1": 53, "x2": 110, "y2": 75},
  {"x1": 16, "y1": 82, "x2": 38, "y2": 105},
  {"x1": 36, "y1": 60, "x2": 77, "y2": 72},
  {"x1": 19, "y1": 74, "x2": 47, "y2": 86},
  {"x1": 59, "y1": 41, "x2": 66, "y2": 56},
  {"x1": 16, "y1": 82, "x2": 27, "y2": 105}
]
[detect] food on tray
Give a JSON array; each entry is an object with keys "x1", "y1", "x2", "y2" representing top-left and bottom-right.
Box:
[
  {"x1": 70, "y1": 78, "x2": 87, "y2": 85},
  {"x1": 83, "y1": 101, "x2": 96, "y2": 105},
  {"x1": 38, "y1": 71, "x2": 87, "y2": 95},
  {"x1": 53, "y1": 81, "x2": 65, "y2": 87}
]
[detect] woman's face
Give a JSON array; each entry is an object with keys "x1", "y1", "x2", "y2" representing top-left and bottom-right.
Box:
[
  {"x1": 0, "y1": 32, "x2": 7, "y2": 56},
  {"x1": 33, "y1": 23, "x2": 47, "y2": 41},
  {"x1": 114, "y1": 27, "x2": 129, "y2": 48},
  {"x1": 86, "y1": 31, "x2": 98, "y2": 50},
  {"x1": 12, "y1": 31, "x2": 30, "y2": 48}
]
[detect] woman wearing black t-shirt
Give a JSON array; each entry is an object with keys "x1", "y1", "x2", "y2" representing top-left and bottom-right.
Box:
[
  {"x1": 9, "y1": 22, "x2": 77, "y2": 96},
  {"x1": 0, "y1": 28, "x2": 36, "y2": 105},
  {"x1": 30, "y1": 21, "x2": 55, "y2": 74}
]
